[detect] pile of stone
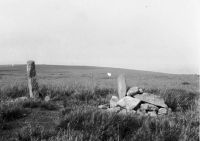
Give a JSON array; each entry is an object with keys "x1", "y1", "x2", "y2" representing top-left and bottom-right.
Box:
[{"x1": 98, "y1": 74, "x2": 171, "y2": 117}]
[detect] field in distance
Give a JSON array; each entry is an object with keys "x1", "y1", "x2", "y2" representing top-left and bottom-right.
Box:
[
  {"x1": 0, "y1": 64, "x2": 199, "y2": 92},
  {"x1": 0, "y1": 64, "x2": 199, "y2": 141}
]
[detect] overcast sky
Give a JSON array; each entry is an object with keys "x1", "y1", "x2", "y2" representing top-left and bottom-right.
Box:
[{"x1": 0, "y1": 0, "x2": 199, "y2": 74}]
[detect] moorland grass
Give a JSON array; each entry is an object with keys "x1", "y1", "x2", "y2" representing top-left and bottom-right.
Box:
[
  {"x1": 0, "y1": 82, "x2": 199, "y2": 141},
  {"x1": 0, "y1": 102, "x2": 30, "y2": 130},
  {"x1": 22, "y1": 100, "x2": 58, "y2": 111}
]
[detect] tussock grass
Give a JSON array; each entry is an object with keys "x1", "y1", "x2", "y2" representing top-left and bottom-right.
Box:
[
  {"x1": 0, "y1": 81, "x2": 199, "y2": 141},
  {"x1": 143, "y1": 88, "x2": 198, "y2": 112},
  {"x1": 0, "y1": 83, "x2": 28, "y2": 100},
  {"x1": 17, "y1": 123, "x2": 57, "y2": 141},
  {"x1": 0, "y1": 102, "x2": 30, "y2": 122},
  {"x1": 162, "y1": 89, "x2": 198, "y2": 111},
  {"x1": 0, "y1": 102, "x2": 30, "y2": 130},
  {"x1": 57, "y1": 106, "x2": 199, "y2": 141}
]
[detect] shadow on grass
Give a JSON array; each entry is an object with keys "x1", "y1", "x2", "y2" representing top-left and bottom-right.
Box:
[
  {"x1": 22, "y1": 100, "x2": 58, "y2": 111},
  {"x1": 0, "y1": 102, "x2": 31, "y2": 130}
]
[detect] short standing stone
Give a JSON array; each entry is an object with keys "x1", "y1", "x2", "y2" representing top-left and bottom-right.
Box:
[
  {"x1": 110, "y1": 96, "x2": 119, "y2": 108},
  {"x1": 140, "y1": 103, "x2": 158, "y2": 111},
  {"x1": 44, "y1": 96, "x2": 50, "y2": 102},
  {"x1": 117, "y1": 96, "x2": 141, "y2": 110},
  {"x1": 134, "y1": 93, "x2": 167, "y2": 108},
  {"x1": 117, "y1": 74, "x2": 126, "y2": 99},
  {"x1": 158, "y1": 108, "x2": 167, "y2": 115}
]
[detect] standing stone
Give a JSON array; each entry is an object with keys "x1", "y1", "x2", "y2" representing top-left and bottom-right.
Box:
[
  {"x1": 117, "y1": 74, "x2": 126, "y2": 99},
  {"x1": 27, "y1": 61, "x2": 39, "y2": 99}
]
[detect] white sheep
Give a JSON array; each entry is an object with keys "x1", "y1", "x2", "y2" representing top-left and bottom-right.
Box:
[{"x1": 107, "y1": 72, "x2": 112, "y2": 78}]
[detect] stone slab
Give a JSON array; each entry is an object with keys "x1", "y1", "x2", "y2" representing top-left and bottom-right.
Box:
[
  {"x1": 117, "y1": 96, "x2": 141, "y2": 110},
  {"x1": 110, "y1": 96, "x2": 119, "y2": 108},
  {"x1": 134, "y1": 93, "x2": 167, "y2": 108}
]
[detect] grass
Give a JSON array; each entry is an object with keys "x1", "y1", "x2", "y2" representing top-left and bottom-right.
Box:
[
  {"x1": 0, "y1": 65, "x2": 199, "y2": 141},
  {"x1": 0, "y1": 82, "x2": 28, "y2": 101},
  {"x1": 0, "y1": 82, "x2": 198, "y2": 141},
  {"x1": 17, "y1": 123, "x2": 57, "y2": 141},
  {"x1": 145, "y1": 88, "x2": 198, "y2": 112},
  {"x1": 22, "y1": 100, "x2": 58, "y2": 111},
  {"x1": 0, "y1": 102, "x2": 30, "y2": 130}
]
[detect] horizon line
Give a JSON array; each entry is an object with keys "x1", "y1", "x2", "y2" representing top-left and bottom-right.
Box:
[{"x1": 0, "y1": 63, "x2": 199, "y2": 75}]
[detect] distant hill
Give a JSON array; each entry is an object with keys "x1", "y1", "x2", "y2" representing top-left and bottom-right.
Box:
[{"x1": 0, "y1": 65, "x2": 199, "y2": 92}]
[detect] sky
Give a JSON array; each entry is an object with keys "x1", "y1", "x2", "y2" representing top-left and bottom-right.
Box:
[{"x1": 0, "y1": 0, "x2": 199, "y2": 74}]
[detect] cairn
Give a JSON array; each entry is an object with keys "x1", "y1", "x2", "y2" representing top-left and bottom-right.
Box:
[{"x1": 98, "y1": 74, "x2": 171, "y2": 117}]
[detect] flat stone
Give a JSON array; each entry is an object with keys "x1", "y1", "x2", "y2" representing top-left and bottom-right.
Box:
[
  {"x1": 98, "y1": 104, "x2": 108, "y2": 109},
  {"x1": 117, "y1": 96, "x2": 141, "y2": 110},
  {"x1": 136, "y1": 109, "x2": 147, "y2": 116},
  {"x1": 134, "y1": 93, "x2": 167, "y2": 108},
  {"x1": 158, "y1": 108, "x2": 167, "y2": 115},
  {"x1": 127, "y1": 87, "x2": 139, "y2": 96},
  {"x1": 140, "y1": 103, "x2": 159, "y2": 111},
  {"x1": 147, "y1": 111, "x2": 157, "y2": 117},
  {"x1": 118, "y1": 109, "x2": 136, "y2": 115},
  {"x1": 138, "y1": 88, "x2": 143, "y2": 94},
  {"x1": 110, "y1": 96, "x2": 119, "y2": 108},
  {"x1": 44, "y1": 96, "x2": 50, "y2": 102},
  {"x1": 117, "y1": 74, "x2": 127, "y2": 99},
  {"x1": 14, "y1": 96, "x2": 28, "y2": 102}
]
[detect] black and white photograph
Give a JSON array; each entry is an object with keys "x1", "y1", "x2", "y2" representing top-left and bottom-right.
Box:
[{"x1": 0, "y1": 0, "x2": 199, "y2": 140}]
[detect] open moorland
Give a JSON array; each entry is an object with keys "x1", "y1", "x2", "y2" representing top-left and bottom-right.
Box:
[{"x1": 0, "y1": 65, "x2": 199, "y2": 141}]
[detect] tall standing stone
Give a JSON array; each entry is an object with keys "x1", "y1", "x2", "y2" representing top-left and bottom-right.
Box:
[
  {"x1": 117, "y1": 74, "x2": 126, "y2": 99},
  {"x1": 27, "y1": 61, "x2": 39, "y2": 99}
]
